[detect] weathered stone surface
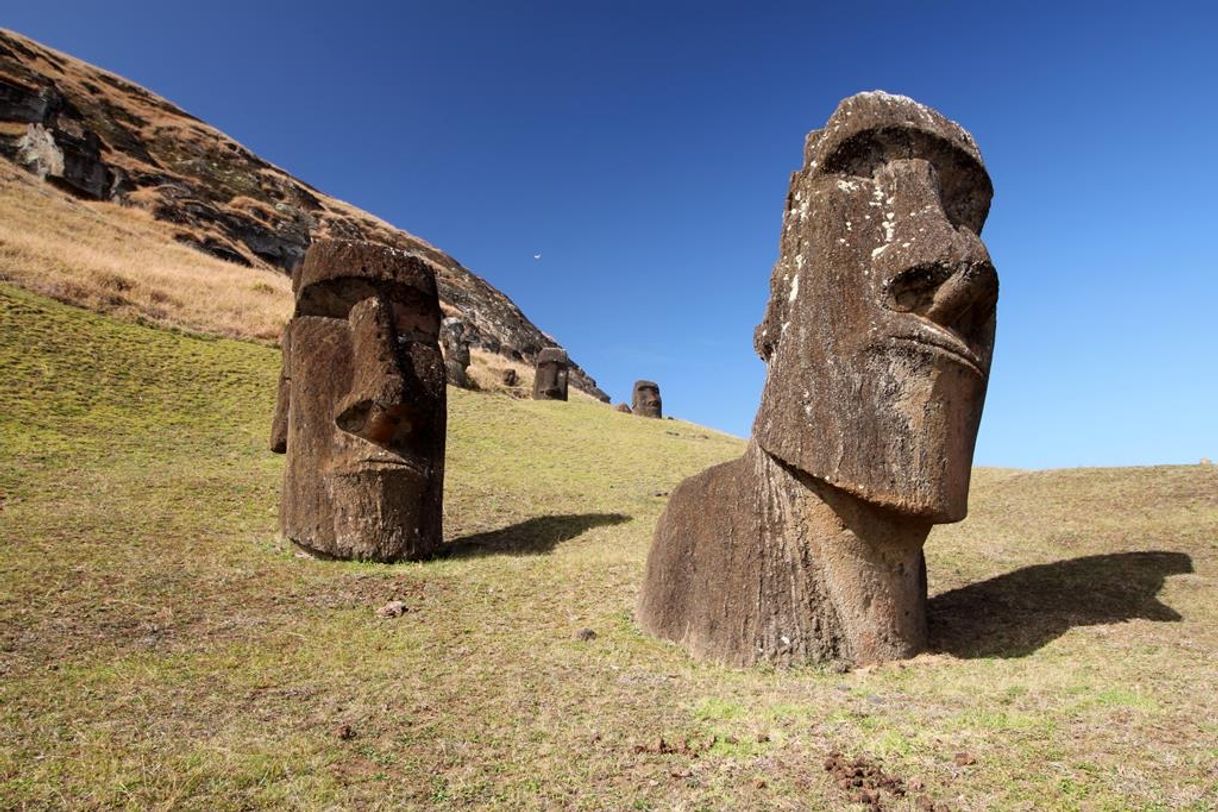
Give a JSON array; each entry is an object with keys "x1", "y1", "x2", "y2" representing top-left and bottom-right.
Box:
[
  {"x1": 440, "y1": 316, "x2": 473, "y2": 389},
  {"x1": 638, "y1": 92, "x2": 998, "y2": 667},
  {"x1": 632, "y1": 380, "x2": 662, "y2": 419},
  {"x1": 271, "y1": 239, "x2": 446, "y2": 562},
  {"x1": 532, "y1": 348, "x2": 569, "y2": 401}
]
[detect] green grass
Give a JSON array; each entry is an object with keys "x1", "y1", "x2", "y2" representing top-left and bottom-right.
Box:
[{"x1": 2, "y1": 282, "x2": 1217, "y2": 809}]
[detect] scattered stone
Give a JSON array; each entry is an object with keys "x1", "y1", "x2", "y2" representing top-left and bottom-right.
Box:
[
  {"x1": 637, "y1": 92, "x2": 998, "y2": 667},
  {"x1": 501, "y1": 368, "x2": 519, "y2": 387},
  {"x1": 272, "y1": 240, "x2": 447, "y2": 562},
  {"x1": 823, "y1": 750, "x2": 910, "y2": 809},
  {"x1": 632, "y1": 380, "x2": 662, "y2": 418},
  {"x1": 953, "y1": 751, "x2": 976, "y2": 766},
  {"x1": 376, "y1": 600, "x2": 408, "y2": 619},
  {"x1": 333, "y1": 723, "x2": 356, "y2": 740},
  {"x1": 574, "y1": 628, "x2": 597, "y2": 641},
  {"x1": 614, "y1": 402, "x2": 632, "y2": 414},
  {"x1": 532, "y1": 348, "x2": 569, "y2": 400},
  {"x1": 440, "y1": 316, "x2": 473, "y2": 389}
]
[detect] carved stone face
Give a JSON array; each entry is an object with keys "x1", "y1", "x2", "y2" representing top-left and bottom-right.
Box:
[
  {"x1": 271, "y1": 240, "x2": 446, "y2": 561},
  {"x1": 632, "y1": 380, "x2": 662, "y2": 419},
  {"x1": 532, "y1": 348, "x2": 569, "y2": 401},
  {"x1": 753, "y1": 92, "x2": 997, "y2": 522}
]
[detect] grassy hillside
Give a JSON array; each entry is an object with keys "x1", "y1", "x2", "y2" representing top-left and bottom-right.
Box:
[{"x1": 2, "y1": 284, "x2": 1216, "y2": 810}]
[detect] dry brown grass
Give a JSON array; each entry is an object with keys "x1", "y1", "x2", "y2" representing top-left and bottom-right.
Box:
[{"x1": 0, "y1": 162, "x2": 291, "y2": 341}]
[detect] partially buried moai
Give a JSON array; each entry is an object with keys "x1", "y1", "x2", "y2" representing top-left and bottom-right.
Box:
[
  {"x1": 632, "y1": 380, "x2": 662, "y2": 418},
  {"x1": 637, "y1": 92, "x2": 999, "y2": 666},
  {"x1": 270, "y1": 239, "x2": 446, "y2": 562},
  {"x1": 440, "y1": 316, "x2": 472, "y2": 389},
  {"x1": 532, "y1": 348, "x2": 569, "y2": 400}
]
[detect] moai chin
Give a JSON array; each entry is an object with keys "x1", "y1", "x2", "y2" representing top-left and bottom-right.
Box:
[
  {"x1": 440, "y1": 316, "x2": 473, "y2": 389},
  {"x1": 637, "y1": 92, "x2": 998, "y2": 667},
  {"x1": 532, "y1": 348, "x2": 569, "y2": 400},
  {"x1": 270, "y1": 239, "x2": 446, "y2": 562},
  {"x1": 632, "y1": 380, "x2": 662, "y2": 419}
]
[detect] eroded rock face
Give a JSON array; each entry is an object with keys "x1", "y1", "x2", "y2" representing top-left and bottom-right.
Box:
[
  {"x1": 532, "y1": 348, "x2": 569, "y2": 401},
  {"x1": 271, "y1": 240, "x2": 446, "y2": 562},
  {"x1": 638, "y1": 92, "x2": 998, "y2": 667},
  {"x1": 440, "y1": 316, "x2": 472, "y2": 389},
  {"x1": 632, "y1": 380, "x2": 662, "y2": 419}
]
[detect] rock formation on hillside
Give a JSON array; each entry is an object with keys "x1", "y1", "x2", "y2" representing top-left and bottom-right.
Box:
[
  {"x1": 0, "y1": 28, "x2": 607, "y2": 400},
  {"x1": 638, "y1": 92, "x2": 999, "y2": 667}
]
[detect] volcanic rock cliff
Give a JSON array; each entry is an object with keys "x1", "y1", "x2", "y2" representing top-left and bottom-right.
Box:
[{"x1": 0, "y1": 28, "x2": 607, "y2": 400}]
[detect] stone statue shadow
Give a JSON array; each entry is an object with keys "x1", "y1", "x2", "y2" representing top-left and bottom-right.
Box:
[
  {"x1": 442, "y1": 513, "x2": 631, "y2": 559},
  {"x1": 929, "y1": 550, "x2": 1194, "y2": 658}
]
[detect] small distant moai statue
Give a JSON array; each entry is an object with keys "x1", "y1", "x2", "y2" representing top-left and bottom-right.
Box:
[
  {"x1": 614, "y1": 403, "x2": 632, "y2": 414},
  {"x1": 270, "y1": 239, "x2": 446, "y2": 562},
  {"x1": 532, "y1": 348, "x2": 569, "y2": 400},
  {"x1": 632, "y1": 380, "x2": 662, "y2": 418},
  {"x1": 440, "y1": 316, "x2": 472, "y2": 389},
  {"x1": 638, "y1": 92, "x2": 999, "y2": 667},
  {"x1": 501, "y1": 368, "x2": 519, "y2": 387}
]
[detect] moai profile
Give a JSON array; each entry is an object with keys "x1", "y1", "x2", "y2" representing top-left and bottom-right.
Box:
[
  {"x1": 532, "y1": 348, "x2": 569, "y2": 400},
  {"x1": 632, "y1": 380, "x2": 662, "y2": 419},
  {"x1": 270, "y1": 239, "x2": 446, "y2": 562},
  {"x1": 440, "y1": 316, "x2": 472, "y2": 389},
  {"x1": 637, "y1": 92, "x2": 998, "y2": 666}
]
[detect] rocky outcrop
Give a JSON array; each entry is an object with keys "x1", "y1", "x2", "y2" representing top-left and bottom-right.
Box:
[{"x1": 0, "y1": 28, "x2": 608, "y2": 400}]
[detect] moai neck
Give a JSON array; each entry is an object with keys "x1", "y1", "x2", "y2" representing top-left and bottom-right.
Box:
[{"x1": 748, "y1": 441, "x2": 932, "y2": 664}]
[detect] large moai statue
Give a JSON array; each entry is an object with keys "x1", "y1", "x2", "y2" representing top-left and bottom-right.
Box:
[
  {"x1": 637, "y1": 92, "x2": 998, "y2": 667},
  {"x1": 532, "y1": 348, "x2": 569, "y2": 400},
  {"x1": 632, "y1": 380, "x2": 663, "y2": 419},
  {"x1": 440, "y1": 316, "x2": 472, "y2": 389},
  {"x1": 270, "y1": 239, "x2": 447, "y2": 562}
]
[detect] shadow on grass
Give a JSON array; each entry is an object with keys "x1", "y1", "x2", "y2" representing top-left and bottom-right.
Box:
[
  {"x1": 442, "y1": 513, "x2": 631, "y2": 559},
  {"x1": 930, "y1": 550, "x2": 1194, "y2": 658}
]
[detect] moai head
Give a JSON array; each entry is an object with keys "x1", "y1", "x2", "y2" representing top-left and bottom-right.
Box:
[
  {"x1": 532, "y1": 348, "x2": 569, "y2": 400},
  {"x1": 440, "y1": 316, "x2": 472, "y2": 387},
  {"x1": 270, "y1": 240, "x2": 446, "y2": 561},
  {"x1": 632, "y1": 380, "x2": 662, "y2": 418},
  {"x1": 753, "y1": 92, "x2": 998, "y2": 522}
]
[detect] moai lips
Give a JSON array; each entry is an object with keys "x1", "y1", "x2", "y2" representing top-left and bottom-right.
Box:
[
  {"x1": 271, "y1": 240, "x2": 446, "y2": 562},
  {"x1": 532, "y1": 348, "x2": 569, "y2": 400},
  {"x1": 639, "y1": 92, "x2": 998, "y2": 666},
  {"x1": 632, "y1": 380, "x2": 662, "y2": 419}
]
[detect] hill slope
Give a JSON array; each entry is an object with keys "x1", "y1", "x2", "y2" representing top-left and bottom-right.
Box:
[
  {"x1": 0, "y1": 28, "x2": 607, "y2": 399},
  {"x1": 2, "y1": 284, "x2": 1216, "y2": 809}
]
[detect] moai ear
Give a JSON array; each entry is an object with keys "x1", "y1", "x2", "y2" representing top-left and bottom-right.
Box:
[
  {"x1": 270, "y1": 329, "x2": 291, "y2": 453},
  {"x1": 754, "y1": 260, "x2": 794, "y2": 363}
]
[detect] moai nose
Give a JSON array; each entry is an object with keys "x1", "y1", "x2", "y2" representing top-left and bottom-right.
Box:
[
  {"x1": 335, "y1": 294, "x2": 412, "y2": 446},
  {"x1": 876, "y1": 159, "x2": 997, "y2": 333}
]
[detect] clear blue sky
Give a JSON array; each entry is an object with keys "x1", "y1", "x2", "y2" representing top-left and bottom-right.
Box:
[{"x1": 7, "y1": 1, "x2": 1216, "y2": 468}]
